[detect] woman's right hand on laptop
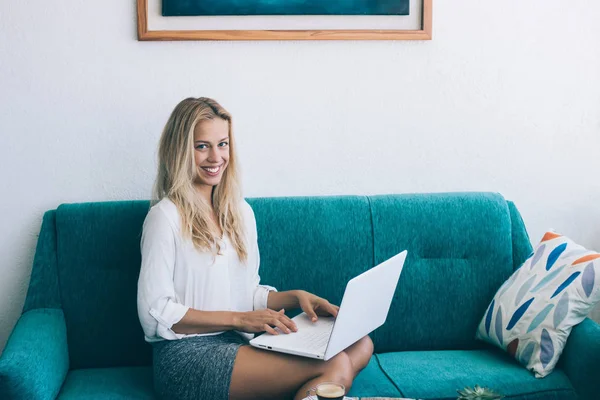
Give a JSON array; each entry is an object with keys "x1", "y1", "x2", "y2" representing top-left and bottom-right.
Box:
[{"x1": 233, "y1": 309, "x2": 298, "y2": 335}]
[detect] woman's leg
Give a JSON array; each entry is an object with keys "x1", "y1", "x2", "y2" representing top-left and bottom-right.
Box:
[
  {"x1": 296, "y1": 336, "x2": 373, "y2": 399},
  {"x1": 293, "y1": 351, "x2": 355, "y2": 400},
  {"x1": 344, "y1": 336, "x2": 374, "y2": 376},
  {"x1": 229, "y1": 346, "x2": 354, "y2": 400}
]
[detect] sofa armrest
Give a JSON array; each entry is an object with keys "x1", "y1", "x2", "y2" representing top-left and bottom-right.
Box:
[
  {"x1": 559, "y1": 318, "x2": 600, "y2": 400},
  {"x1": 0, "y1": 308, "x2": 69, "y2": 400}
]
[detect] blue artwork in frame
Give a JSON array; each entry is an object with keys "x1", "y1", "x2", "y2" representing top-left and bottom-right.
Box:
[{"x1": 162, "y1": 0, "x2": 410, "y2": 17}]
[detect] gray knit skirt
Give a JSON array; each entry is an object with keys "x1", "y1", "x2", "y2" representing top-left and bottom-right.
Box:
[{"x1": 152, "y1": 331, "x2": 248, "y2": 400}]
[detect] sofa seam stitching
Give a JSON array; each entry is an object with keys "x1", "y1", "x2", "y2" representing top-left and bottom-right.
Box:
[{"x1": 374, "y1": 353, "x2": 405, "y2": 397}]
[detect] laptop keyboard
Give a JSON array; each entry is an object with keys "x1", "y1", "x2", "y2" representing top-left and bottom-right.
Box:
[
  {"x1": 251, "y1": 315, "x2": 337, "y2": 357},
  {"x1": 292, "y1": 318, "x2": 334, "y2": 352}
]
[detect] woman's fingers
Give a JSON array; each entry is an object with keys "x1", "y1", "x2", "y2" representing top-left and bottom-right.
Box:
[
  {"x1": 267, "y1": 309, "x2": 297, "y2": 332},
  {"x1": 314, "y1": 300, "x2": 338, "y2": 318},
  {"x1": 300, "y1": 301, "x2": 319, "y2": 322},
  {"x1": 263, "y1": 323, "x2": 278, "y2": 335},
  {"x1": 324, "y1": 302, "x2": 339, "y2": 318},
  {"x1": 278, "y1": 310, "x2": 298, "y2": 332},
  {"x1": 271, "y1": 318, "x2": 291, "y2": 334}
]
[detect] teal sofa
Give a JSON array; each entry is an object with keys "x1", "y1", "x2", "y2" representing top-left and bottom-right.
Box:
[{"x1": 1, "y1": 192, "x2": 598, "y2": 400}]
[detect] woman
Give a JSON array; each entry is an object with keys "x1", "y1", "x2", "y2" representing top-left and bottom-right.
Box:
[{"x1": 137, "y1": 97, "x2": 373, "y2": 400}]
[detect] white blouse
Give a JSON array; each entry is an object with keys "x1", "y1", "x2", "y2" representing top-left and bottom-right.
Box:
[{"x1": 137, "y1": 198, "x2": 276, "y2": 343}]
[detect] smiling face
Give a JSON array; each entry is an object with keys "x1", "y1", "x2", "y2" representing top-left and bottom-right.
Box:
[{"x1": 193, "y1": 117, "x2": 230, "y2": 200}]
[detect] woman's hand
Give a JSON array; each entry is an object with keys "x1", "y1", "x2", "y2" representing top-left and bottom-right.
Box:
[
  {"x1": 233, "y1": 309, "x2": 298, "y2": 335},
  {"x1": 296, "y1": 290, "x2": 339, "y2": 322}
]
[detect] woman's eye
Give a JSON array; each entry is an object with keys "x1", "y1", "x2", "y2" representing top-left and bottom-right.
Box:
[
  {"x1": 219, "y1": 142, "x2": 229, "y2": 147},
  {"x1": 196, "y1": 144, "x2": 207, "y2": 150}
]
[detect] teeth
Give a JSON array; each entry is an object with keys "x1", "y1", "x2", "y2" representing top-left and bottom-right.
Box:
[{"x1": 203, "y1": 166, "x2": 220, "y2": 173}]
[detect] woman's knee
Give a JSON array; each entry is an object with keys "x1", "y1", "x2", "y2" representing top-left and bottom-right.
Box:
[
  {"x1": 324, "y1": 351, "x2": 354, "y2": 389},
  {"x1": 359, "y1": 336, "x2": 374, "y2": 359},
  {"x1": 348, "y1": 336, "x2": 374, "y2": 372}
]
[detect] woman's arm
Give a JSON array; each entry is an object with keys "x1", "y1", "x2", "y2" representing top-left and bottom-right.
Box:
[
  {"x1": 138, "y1": 207, "x2": 190, "y2": 340},
  {"x1": 266, "y1": 290, "x2": 301, "y2": 311},
  {"x1": 172, "y1": 308, "x2": 298, "y2": 335},
  {"x1": 172, "y1": 309, "x2": 236, "y2": 335},
  {"x1": 268, "y1": 290, "x2": 339, "y2": 322},
  {"x1": 171, "y1": 291, "x2": 339, "y2": 335}
]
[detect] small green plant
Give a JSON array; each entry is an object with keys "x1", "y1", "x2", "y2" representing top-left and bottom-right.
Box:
[{"x1": 457, "y1": 385, "x2": 504, "y2": 400}]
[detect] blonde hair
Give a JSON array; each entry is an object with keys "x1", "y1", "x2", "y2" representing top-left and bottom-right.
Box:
[{"x1": 153, "y1": 97, "x2": 248, "y2": 263}]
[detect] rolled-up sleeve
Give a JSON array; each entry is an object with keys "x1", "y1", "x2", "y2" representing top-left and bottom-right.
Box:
[
  {"x1": 137, "y1": 206, "x2": 189, "y2": 341},
  {"x1": 251, "y1": 242, "x2": 277, "y2": 310},
  {"x1": 245, "y1": 202, "x2": 277, "y2": 310}
]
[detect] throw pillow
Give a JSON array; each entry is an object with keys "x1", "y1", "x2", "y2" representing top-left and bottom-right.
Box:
[{"x1": 476, "y1": 231, "x2": 600, "y2": 378}]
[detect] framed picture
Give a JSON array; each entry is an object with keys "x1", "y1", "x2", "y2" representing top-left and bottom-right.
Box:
[{"x1": 137, "y1": 0, "x2": 432, "y2": 41}]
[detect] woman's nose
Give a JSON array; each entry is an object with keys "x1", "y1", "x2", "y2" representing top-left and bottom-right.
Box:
[{"x1": 207, "y1": 147, "x2": 220, "y2": 162}]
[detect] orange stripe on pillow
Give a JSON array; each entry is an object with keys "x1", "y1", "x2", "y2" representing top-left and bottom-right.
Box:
[
  {"x1": 572, "y1": 253, "x2": 600, "y2": 265},
  {"x1": 541, "y1": 232, "x2": 562, "y2": 242}
]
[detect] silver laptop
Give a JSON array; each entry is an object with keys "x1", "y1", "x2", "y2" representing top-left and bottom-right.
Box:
[{"x1": 249, "y1": 250, "x2": 407, "y2": 361}]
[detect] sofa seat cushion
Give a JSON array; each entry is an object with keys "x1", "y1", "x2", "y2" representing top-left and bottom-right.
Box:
[
  {"x1": 347, "y1": 356, "x2": 401, "y2": 398},
  {"x1": 377, "y1": 348, "x2": 578, "y2": 400},
  {"x1": 57, "y1": 366, "x2": 155, "y2": 399}
]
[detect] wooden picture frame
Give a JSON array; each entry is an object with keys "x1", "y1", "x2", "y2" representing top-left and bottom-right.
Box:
[{"x1": 137, "y1": 0, "x2": 432, "y2": 41}]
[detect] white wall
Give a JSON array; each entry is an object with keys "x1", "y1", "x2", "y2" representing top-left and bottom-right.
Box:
[{"x1": 1, "y1": 0, "x2": 599, "y2": 354}]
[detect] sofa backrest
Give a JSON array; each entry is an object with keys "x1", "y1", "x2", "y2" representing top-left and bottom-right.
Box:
[
  {"x1": 366, "y1": 193, "x2": 530, "y2": 352},
  {"x1": 25, "y1": 201, "x2": 152, "y2": 369},
  {"x1": 23, "y1": 192, "x2": 532, "y2": 368},
  {"x1": 252, "y1": 193, "x2": 532, "y2": 354}
]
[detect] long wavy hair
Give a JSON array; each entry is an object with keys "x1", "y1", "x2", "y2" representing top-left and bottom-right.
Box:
[{"x1": 153, "y1": 97, "x2": 248, "y2": 263}]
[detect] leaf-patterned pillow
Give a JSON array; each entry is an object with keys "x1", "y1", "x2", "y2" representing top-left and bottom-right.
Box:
[{"x1": 476, "y1": 231, "x2": 600, "y2": 378}]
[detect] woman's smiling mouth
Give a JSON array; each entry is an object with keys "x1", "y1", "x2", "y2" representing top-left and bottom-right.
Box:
[{"x1": 201, "y1": 165, "x2": 223, "y2": 176}]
